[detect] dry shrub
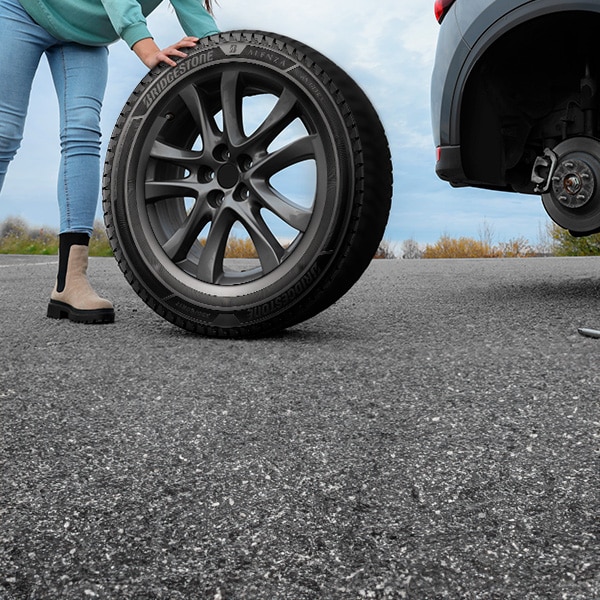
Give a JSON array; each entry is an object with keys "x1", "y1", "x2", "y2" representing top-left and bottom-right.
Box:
[
  {"x1": 225, "y1": 236, "x2": 258, "y2": 259},
  {"x1": 497, "y1": 236, "x2": 536, "y2": 258},
  {"x1": 198, "y1": 235, "x2": 259, "y2": 259},
  {"x1": 423, "y1": 235, "x2": 500, "y2": 259}
]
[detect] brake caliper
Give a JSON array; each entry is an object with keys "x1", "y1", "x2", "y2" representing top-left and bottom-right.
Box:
[{"x1": 531, "y1": 148, "x2": 558, "y2": 193}]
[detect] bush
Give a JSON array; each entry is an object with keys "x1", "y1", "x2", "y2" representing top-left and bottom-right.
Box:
[
  {"x1": 550, "y1": 225, "x2": 600, "y2": 256},
  {"x1": 0, "y1": 217, "x2": 112, "y2": 256},
  {"x1": 421, "y1": 229, "x2": 543, "y2": 259},
  {"x1": 0, "y1": 216, "x2": 28, "y2": 239},
  {"x1": 497, "y1": 236, "x2": 536, "y2": 258},
  {"x1": 197, "y1": 235, "x2": 259, "y2": 259},
  {"x1": 0, "y1": 219, "x2": 58, "y2": 255},
  {"x1": 223, "y1": 236, "x2": 258, "y2": 259},
  {"x1": 423, "y1": 235, "x2": 500, "y2": 259}
]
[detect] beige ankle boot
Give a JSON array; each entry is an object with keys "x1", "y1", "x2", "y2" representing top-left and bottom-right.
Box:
[{"x1": 47, "y1": 245, "x2": 114, "y2": 324}]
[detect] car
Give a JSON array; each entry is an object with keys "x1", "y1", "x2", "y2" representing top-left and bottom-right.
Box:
[{"x1": 431, "y1": 0, "x2": 600, "y2": 237}]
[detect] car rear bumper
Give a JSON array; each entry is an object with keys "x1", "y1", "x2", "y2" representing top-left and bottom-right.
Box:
[
  {"x1": 435, "y1": 145, "x2": 465, "y2": 183},
  {"x1": 436, "y1": 144, "x2": 514, "y2": 192}
]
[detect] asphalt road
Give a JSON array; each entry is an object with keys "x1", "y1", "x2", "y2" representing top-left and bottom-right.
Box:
[{"x1": 1, "y1": 254, "x2": 599, "y2": 599}]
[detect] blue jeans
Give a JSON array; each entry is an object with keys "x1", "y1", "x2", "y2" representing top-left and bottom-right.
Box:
[{"x1": 0, "y1": 0, "x2": 108, "y2": 235}]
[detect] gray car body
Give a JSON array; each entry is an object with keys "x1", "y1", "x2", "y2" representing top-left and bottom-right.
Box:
[{"x1": 431, "y1": 0, "x2": 600, "y2": 189}]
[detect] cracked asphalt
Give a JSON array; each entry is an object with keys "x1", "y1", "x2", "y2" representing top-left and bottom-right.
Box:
[{"x1": 1, "y1": 254, "x2": 599, "y2": 599}]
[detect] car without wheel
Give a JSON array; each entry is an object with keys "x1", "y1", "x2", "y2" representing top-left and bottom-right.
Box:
[{"x1": 431, "y1": 0, "x2": 600, "y2": 237}]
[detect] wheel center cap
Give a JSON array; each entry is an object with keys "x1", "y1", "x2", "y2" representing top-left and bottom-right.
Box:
[{"x1": 217, "y1": 163, "x2": 240, "y2": 189}]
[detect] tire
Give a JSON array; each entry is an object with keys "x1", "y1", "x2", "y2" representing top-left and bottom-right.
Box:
[{"x1": 103, "y1": 31, "x2": 392, "y2": 337}]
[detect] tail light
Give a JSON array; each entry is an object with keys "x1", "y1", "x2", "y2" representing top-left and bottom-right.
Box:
[{"x1": 435, "y1": 0, "x2": 456, "y2": 23}]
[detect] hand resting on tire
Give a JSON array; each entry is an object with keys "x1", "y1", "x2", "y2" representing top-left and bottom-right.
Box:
[{"x1": 132, "y1": 36, "x2": 199, "y2": 68}]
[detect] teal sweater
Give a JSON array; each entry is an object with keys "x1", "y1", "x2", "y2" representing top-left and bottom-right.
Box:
[{"x1": 19, "y1": 0, "x2": 219, "y2": 48}]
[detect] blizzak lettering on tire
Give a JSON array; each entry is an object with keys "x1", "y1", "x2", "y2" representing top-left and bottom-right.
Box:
[
  {"x1": 246, "y1": 264, "x2": 321, "y2": 320},
  {"x1": 142, "y1": 51, "x2": 215, "y2": 109}
]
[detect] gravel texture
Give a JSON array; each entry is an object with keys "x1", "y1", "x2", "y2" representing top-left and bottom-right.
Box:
[{"x1": 1, "y1": 255, "x2": 599, "y2": 599}]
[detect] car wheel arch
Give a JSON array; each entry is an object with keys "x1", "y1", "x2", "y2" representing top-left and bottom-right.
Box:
[{"x1": 449, "y1": 2, "x2": 600, "y2": 187}]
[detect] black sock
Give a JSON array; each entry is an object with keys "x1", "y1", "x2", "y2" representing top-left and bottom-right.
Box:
[{"x1": 56, "y1": 232, "x2": 90, "y2": 293}]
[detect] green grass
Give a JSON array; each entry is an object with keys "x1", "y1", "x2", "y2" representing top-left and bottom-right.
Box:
[{"x1": 0, "y1": 218, "x2": 113, "y2": 257}]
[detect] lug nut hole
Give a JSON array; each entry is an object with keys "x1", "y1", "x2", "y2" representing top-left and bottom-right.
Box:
[
  {"x1": 239, "y1": 155, "x2": 253, "y2": 171},
  {"x1": 199, "y1": 167, "x2": 215, "y2": 183},
  {"x1": 208, "y1": 190, "x2": 225, "y2": 208},
  {"x1": 214, "y1": 144, "x2": 231, "y2": 162},
  {"x1": 235, "y1": 185, "x2": 251, "y2": 202}
]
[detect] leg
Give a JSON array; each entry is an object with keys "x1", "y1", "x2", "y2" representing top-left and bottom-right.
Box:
[
  {"x1": 45, "y1": 44, "x2": 113, "y2": 323},
  {"x1": 0, "y1": 0, "x2": 51, "y2": 191},
  {"x1": 46, "y1": 43, "x2": 108, "y2": 235}
]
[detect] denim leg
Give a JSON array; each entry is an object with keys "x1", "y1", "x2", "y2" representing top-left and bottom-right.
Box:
[
  {"x1": 0, "y1": 0, "x2": 52, "y2": 191},
  {"x1": 46, "y1": 44, "x2": 108, "y2": 235}
]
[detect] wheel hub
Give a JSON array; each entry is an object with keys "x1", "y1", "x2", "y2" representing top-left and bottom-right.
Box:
[
  {"x1": 538, "y1": 136, "x2": 600, "y2": 234},
  {"x1": 551, "y1": 158, "x2": 595, "y2": 209}
]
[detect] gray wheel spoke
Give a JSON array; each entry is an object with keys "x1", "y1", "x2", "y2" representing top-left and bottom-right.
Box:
[
  {"x1": 145, "y1": 180, "x2": 199, "y2": 203},
  {"x1": 220, "y1": 70, "x2": 245, "y2": 145},
  {"x1": 162, "y1": 201, "x2": 212, "y2": 262},
  {"x1": 196, "y1": 211, "x2": 235, "y2": 283},
  {"x1": 236, "y1": 205, "x2": 285, "y2": 273},
  {"x1": 244, "y1": 88, "x2": 299, "y2": 151},
  {"x1": 255, "y1": 134, "x2": 318, "y2": 177},
  {"x1": 144, "y1": 179, "x2": 198, "y2": 203},
  {"x1": 150, "y1": 140, "x2": 201, "y2": 164},
  {"x1": 179, "y1": 85, "x2": 220, "y2": 147},
  {"x1": 249, "y1": 184, "x2": 312, "y2": 232}
]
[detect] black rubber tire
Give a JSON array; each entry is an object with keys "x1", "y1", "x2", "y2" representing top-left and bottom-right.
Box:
[{"x1": 103, "y1": 31, "x2": 392, "y2": 337}]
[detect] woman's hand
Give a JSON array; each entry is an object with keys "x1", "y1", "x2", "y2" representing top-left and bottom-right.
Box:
[{"x1": 133, "y1": 36, "x2": 199, "y2": 69}]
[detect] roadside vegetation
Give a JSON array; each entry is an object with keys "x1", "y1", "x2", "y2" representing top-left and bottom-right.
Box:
[
  {"x1": 2, "y1": 217, "x2": 600, "y2": 259},
  {"x1": 0, "y1": 217, "x2": 260, "y2": 259},
  {"x1": 0, "y1": 216, "x2": 400, "y2": 260},
  {"x1": 549, "y1": 226, "x2": 600, "y2": 257},
  {"x1": 421, "y1": 234, "x2": 537, "y2": 259},
  {"x1": 0, "y1": 217, "x2": 112, "y2": 257},
  {"x1": 404, "y1": 223, "x2": 600, "y2": 259}
]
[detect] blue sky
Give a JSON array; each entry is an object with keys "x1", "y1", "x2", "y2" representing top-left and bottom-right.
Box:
[{"x1": 0, "y1": 0, "x2": 551, "y2": 246}]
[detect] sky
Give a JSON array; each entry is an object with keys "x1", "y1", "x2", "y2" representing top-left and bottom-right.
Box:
[{"x1": 0, "y1": 0, "x2": 552, "y2": 246}]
